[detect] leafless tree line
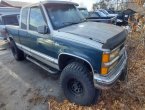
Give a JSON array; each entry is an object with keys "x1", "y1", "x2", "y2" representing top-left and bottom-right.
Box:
[{"x1": 92, "y1": 0, "x2": 144, "y2": 11}]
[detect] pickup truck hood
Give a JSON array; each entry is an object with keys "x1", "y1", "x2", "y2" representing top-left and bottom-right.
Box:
[{"x1": 59, "y1": 22, "x2": 126, "y2": 44}]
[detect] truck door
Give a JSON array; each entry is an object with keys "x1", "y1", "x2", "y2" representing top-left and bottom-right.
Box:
[{"x1": 27, "y1": 6, "x2": 55, "y2": 58}]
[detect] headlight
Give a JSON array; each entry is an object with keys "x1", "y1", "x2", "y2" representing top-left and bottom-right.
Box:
[
  {"x1": 110, "y1": 49, "x2": 120, "y2": 61},
  {"x1": 101, "y1": 49, "x2": 120, "y2": 75}
]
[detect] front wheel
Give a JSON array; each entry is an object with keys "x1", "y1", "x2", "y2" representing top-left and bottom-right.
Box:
[
  {"x1": 60, "y1": 62, "x2": 100, "y2": 106},
  {"x1": 119, "y1": 65, "x2": 128, "y2": 81}
]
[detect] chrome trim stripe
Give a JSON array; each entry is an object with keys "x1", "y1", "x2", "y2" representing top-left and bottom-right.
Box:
[
  {"x1": 104, "y1": 56, "x2": 120, "y2": 67},
  {"x1": 16, "y1": 43, "x2": 31, "y2": 55},
  {"x1": 26, "y1": 56, "x2": 57, "y2": 74},
  {"x1": 58, "y1": 53, "x2": 94, "y2": 74},
  {"x1": 16, "y1": 43, "x2": 58, "y2": 64}
]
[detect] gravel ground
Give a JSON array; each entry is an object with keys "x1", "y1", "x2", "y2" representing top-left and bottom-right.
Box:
[{"x1": 0, "y1": 49, "x2": 64, "y2": 110}]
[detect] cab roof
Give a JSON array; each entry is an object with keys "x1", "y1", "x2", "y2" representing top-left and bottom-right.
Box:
[
  {"x1": 42, "y1": 1, "x2": 78, "y2": 6},
  {"x1": 23, "y1": 0, "x2": 79, "y2": 8}
]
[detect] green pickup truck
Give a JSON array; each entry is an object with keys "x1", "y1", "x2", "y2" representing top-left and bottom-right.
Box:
[{"x1": 6, "y1": 1, "x2": 128, "y2": 106}]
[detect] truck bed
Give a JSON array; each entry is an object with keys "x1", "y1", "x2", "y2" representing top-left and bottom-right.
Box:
[{"x1": 6, "y1": 25, "x2": 19, "y2": 42}]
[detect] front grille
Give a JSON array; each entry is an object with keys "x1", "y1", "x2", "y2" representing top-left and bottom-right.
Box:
[{"x1": 108, "y1": 52, "x2": 125, "y2": 75}]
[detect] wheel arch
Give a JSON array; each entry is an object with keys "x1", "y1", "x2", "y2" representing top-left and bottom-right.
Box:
[
  {"x1": 7, "y1": 32, "x2": 14, "y2": 42},
  {"x1": 58, "y1": 53, "x2": 94, "y2": 74}
]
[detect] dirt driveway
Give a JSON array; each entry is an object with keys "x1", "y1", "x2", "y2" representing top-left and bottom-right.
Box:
[{"x1": 0, "y1": 49, "x2": 64, "y2": 110}]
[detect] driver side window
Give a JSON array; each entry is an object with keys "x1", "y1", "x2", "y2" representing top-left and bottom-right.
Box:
[{"x1": 29, "y1": 7, "x2": 46, "y2": 31}]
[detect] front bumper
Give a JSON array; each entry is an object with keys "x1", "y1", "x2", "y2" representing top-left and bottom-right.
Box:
[{"x1": 93, "y1": 51, "x2": 127, "y2": 89}]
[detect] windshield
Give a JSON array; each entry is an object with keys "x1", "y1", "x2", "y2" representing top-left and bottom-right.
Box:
[
  {"x1": 45, "y1": 3, "x2": 85, "y2": 29},
  {"x1": 97, "y1": 11, "x2": 107, "y2": 17}
]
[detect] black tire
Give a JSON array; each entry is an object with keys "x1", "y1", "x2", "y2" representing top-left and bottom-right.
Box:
[
  {"x1": 91, "y1": 89, "x2": 101, "y2": 105},
  {"x1": 60, "y1": 62, "x2": 100, "y2": 106},
  {"x1": 119, "y1": 65, "x2": 128, "y2": 81},
  {"x1": 10, "y1": 40, "x2": 25, "y2": 61}
]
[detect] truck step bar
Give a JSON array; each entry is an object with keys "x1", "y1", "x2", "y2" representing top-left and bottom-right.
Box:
[{"x1": 26, "y1": 56, "x2": 58, "y2": 75}]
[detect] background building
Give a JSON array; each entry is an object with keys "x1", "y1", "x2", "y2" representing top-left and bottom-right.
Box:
[
  {"x1": 0, "y1": 0, "x2": 29, "y2": 8},
  {"x1": 0, "y1": 0, "x2": 30, "y2": 15}
]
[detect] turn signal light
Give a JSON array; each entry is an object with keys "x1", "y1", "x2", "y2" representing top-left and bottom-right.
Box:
[
  {"x1": 102, "y1": 53, "x2": 110, "y2": 63},
  {"x1": 101, "y1": 67, "x2": 108, "y2": 75}
]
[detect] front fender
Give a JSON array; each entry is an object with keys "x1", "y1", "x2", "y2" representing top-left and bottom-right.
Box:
[{"x1": 58, "y1": 48, "x2": 103, "y2": 74}]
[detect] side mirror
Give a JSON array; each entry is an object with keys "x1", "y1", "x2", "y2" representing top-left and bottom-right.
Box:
[{"x1": 37, "y1": 25, "x2": 50, "y2": 34}]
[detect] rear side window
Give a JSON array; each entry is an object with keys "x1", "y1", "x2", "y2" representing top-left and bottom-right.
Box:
[
  {"x1": 3, "y1": 15, "x2": 19, "y2": 25},
  {"x1": 29, "y1": 7, "x2": 46, "y2": 31},
  {"x1": 21, "y1": 8, "x2": 29, "y2": 29}
]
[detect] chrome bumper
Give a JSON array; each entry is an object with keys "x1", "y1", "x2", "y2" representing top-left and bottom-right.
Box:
[{"x1": 93, "y1": 51, "x2": 127, "y2": 89}]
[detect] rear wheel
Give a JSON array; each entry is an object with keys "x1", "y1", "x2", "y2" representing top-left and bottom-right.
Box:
[
  {"x1": 60, "y1": 62, "x2": 100, "y2": 106},
  {"x1": 10, "y1": 40, "x2": 25, "y2": 61}
]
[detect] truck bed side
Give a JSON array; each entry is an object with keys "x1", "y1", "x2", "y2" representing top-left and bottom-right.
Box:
[{"x1": 6, "y1": 25, "x2": 20, "y2": 43}]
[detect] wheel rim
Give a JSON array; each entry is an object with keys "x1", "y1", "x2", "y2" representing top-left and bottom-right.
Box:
[{"x1": 68, "y1": 79, "x2": 83, "y2": 96}]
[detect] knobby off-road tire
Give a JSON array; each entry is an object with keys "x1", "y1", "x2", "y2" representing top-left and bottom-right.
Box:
[
  {"x1": 60, "y1": 62, "x2": 100, "y2": 106},
  {"x1": 10, "y1": 40, "x2": 25, "y2": 61},
  {"x1": 119, "y1": 65, "x2": 128, "y2": 81}
]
